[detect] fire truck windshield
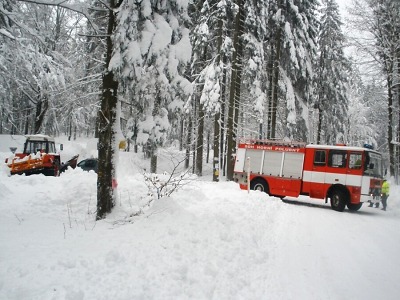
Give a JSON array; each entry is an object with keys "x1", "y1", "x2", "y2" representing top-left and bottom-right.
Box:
[{"x1": 364, "y1": 151, "x2": 383, "y2": 178}]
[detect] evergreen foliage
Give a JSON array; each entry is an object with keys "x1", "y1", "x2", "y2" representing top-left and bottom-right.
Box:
[
  {"x1": 111, "y1": 0, "x2": 192, "y2": 173},
  {"x1": 315, "y1": 0, "x2": 350, "y2": 144}
]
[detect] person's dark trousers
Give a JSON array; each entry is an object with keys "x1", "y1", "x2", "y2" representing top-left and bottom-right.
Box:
[
  {"x1": 381, "y1": 194, "x2": 388, "y2": 211},
  {"x1": 369, "y1": 201, "x2": 380, "y2": 208}
]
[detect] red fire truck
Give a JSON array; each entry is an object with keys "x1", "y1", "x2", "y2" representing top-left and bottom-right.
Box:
[{"x1": 233, "y1": 139, "x2": 384, "y2": 211}]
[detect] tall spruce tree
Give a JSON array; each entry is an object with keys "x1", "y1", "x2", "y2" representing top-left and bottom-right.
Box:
[
  {"x1": 189, "y1": 0, "x2": 235, "y2": 178},
  {"x1": 212, "y1": 0, "x2": 235, "y2": 181},
  {"x1": 266, "y1": 0, "x2": 319, "y2": 141},
  {"x1": 315, "y1": 0, "x2": 350, "y2": 144},
  {"x1": 226, "y1": 0, "x2": 246, "y2": 180},
  {"x1": 112, "y1": 0, "x2": 192, "y2": 174},
  {"x1": 239, "y1": 0, "x2": 269, "y2": 139},
  {"x1": 190, "y1": 0, "x2": 213, "y2": 177},
  {"x1": 96, "y1": 0, "x2": 121, "y2": 220}
]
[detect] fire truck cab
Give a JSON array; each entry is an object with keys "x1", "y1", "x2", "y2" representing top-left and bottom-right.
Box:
[{"x1": 233, "y1": 139, "x2": 383, "y2": 212}]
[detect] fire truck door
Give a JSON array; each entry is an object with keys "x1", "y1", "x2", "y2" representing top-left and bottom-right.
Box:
[
  {"x1": 346, "y1": 152, "x2": 363, "y2": 188},
  {"x1": 309, "y1": 149, "x2": 327, "y2": 199}
]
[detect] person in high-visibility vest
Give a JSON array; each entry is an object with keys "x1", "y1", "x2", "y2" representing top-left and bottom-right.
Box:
[{"x1": 381, "y1": 179, "x2": 390, "y2": 211}]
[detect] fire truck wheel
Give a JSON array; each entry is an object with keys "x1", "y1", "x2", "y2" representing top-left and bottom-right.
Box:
[
  {"x1": 347, "y1": 203, "x2": 363, "y2": 211},
  {"x1": 330, "y1": 189, "x2": 347, "y2": 212},
  {"x1": 250, "y1": 178, "x2": 269, "y2": 194}
]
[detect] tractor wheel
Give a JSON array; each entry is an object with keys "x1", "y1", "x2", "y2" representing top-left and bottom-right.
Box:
[
  {"x1": 250, "y1": 178, "x2": 269, "y2": 194},
  {"x1": 330, "y1": 189, "x2": 347, "y2": 212},
  {"x1": 347, "y1": 203, "x2": 363, "y2": 211}
]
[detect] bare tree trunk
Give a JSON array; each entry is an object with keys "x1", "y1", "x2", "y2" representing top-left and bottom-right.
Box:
[
  {"x1": 213, "y1": 112, "x2": 220, "y2": 181},
  {"x1": 316, "y1": 48, "x2": 326, "y2": 144},
  {"x1": 192, "y1": 97, "x2": 197, "y2": 174},
  {"x1": 179, "y1": 117, "x2": 184, "y2": 152},
  {"x1": 226, "y1": 0, "x2": 245, "y2": 180},
  {"x1": 266, "y1": 0, "x2": 283, "y2": 140},
  {"x1": 185, "y1": 116, "x2": 192, "y2": 169},
  {"x1": 34, "y1": 97, "x2": 48, "y2": 134},
  {"x1": 0, "y1": 108, "x2": 2, "y2": 134},
  {"x1": 206, "y1": 129, "x2": 210, "y2": 164},
  {"x1": 68, "y1": 118, "x2": 72, "y2": 141},
  {"x1": 396, "y1": 50, "x2": 400, "y2": 181},
  {"x1": 196, "y1": 104, "x2": 204, "y2": 176},
  {"x1": 387, "y1": 70, "x2": 395, "y2": 176},
  {"x1": 149, "y1": 93, "x2": 162, "y2": 173},
  {"x1": 221, "y1": 55, "x2": 227, "y2": 177},
  {"x1": 270, "y1": 24, "x2": 282, "y2": 139},
  {"x1": 150, "y1": 144, "x2": 157, "y2": 173},
  {"x1": 195, "y1": 43, "x2": 209, "y2": 176},
  {"x1": 24, "y1": 109, "x2": 29, "y2": 134},
  {"x1": 317, "y1": 106, "x2": 323, "y2": 144},
  {"x1": 266, "y1": 46, "x2": 274, "y2": 139},
  {"x1": 212, "y1": 17, "x2": 224, "y2": 182},
  {"x1": 96, "y1": 0, "x2": 119, "y2": 220}
]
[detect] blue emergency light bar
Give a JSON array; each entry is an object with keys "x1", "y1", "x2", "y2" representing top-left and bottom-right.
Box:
[{"x1": 363, "y1": 143, "x2": 374, "y2": 150}]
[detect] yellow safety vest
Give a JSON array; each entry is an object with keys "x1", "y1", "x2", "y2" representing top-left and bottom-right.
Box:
[{"x1": 382, "y1": 181, "x2": 390, "y2": 194}]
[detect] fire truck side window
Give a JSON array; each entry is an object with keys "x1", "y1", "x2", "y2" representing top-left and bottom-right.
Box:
[
  {"x1": 349, "y1": 152, "x2": 363, "y2": 169},
  {"x1": 328, "y1": 150, "x2": 347, "y2": 168},
  {"x1": 314, "y1": 150, "x2": 326, "y2": 166}
]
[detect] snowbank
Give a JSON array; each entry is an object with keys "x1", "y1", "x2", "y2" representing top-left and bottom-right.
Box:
[{"x1": 1, "y1": 135, "x2": 400, "y2": 300}]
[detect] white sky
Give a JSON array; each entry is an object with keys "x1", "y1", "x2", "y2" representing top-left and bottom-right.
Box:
[{"x1": 336, "y1": 0, "x2": 350, "y2": 15}]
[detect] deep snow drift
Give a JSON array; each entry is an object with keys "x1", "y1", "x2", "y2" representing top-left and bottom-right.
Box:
[{"x1": 0, "y1": 135, "x2": 400, "y2": 300}]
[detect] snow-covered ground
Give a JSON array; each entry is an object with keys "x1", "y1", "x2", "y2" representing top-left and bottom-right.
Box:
[{"x1": 1, "y1": 135, "x2": 400, "y2": 300}]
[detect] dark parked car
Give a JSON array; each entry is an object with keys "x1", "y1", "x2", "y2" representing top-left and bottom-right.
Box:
[{"x1": 77, "y1": 158, "x2": 98, "y2": 173}]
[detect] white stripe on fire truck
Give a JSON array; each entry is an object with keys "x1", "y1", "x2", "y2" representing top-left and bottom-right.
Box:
[{"x1": 303, "y1": 171, "x2": 362, "y2": 187}]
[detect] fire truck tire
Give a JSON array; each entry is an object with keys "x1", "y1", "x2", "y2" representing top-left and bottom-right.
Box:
[
  {"x1": 347, "y1": 203, "x2": 363, "y2": 211},
  {"x1": 250, "y1": 178, "x2": 269, "y2": 194},
  {"x1": 330, "y1": 189, "x2": 347, "y2": 212}
]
